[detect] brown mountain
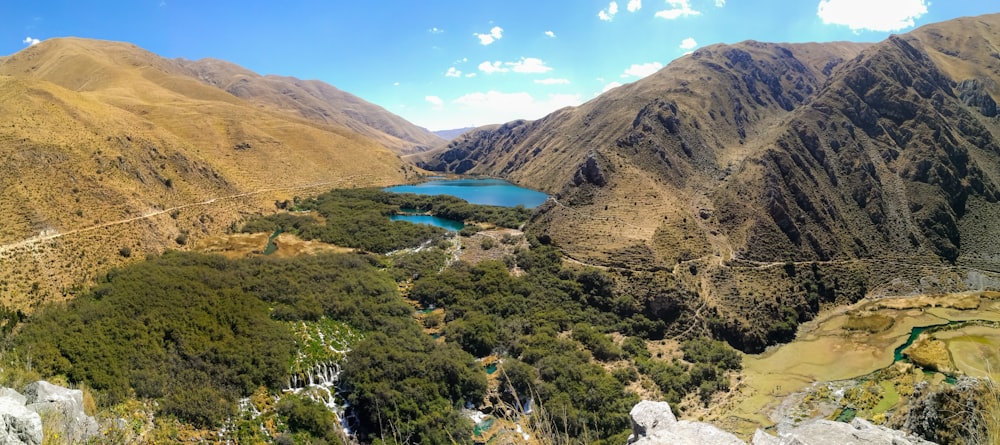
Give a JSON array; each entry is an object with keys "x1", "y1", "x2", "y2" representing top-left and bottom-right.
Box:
[
  {"x1": 176, "y1": 58, "x2": 444, "y2": 154},
  {"x1": 420, "y1": 15, "x2": 1000, "y2": 350},
  {"x1": 0, "y1": 37, "x2": 422, "y2": 308}
]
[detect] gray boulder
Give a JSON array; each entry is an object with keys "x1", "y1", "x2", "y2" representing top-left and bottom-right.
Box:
[
  {"x1": 0, "y1": 394, "x2": 42, "y2": 445},
  {"x1": 23, "y1": 381, "x2": 99, "y2": 443},
  {"x1": 628, "y1": 400, "x2": 744, "y2": 445},
  {"x1": 0, "y1": 388, "x2": 26, "y2": 407}
]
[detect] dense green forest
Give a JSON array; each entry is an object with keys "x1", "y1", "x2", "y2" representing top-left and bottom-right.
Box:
[{"x1": 8, "y1": 188, "x2": 741, "y2": 444}]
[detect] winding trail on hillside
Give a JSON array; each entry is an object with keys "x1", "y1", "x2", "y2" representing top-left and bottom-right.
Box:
[{"x1": 0, "y1": 175, "x2": 376, "y2": 255}]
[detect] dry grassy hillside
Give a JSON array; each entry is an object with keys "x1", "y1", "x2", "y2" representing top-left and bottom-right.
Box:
[
  {"x1": 178, "y1": 58, "x2": 444, "y2": 154},
  {"x1": 0, "y1": 37, "x2": 417, "y2": 309},
  {"x1": 420, "y1": 14, "x2": 1000, "y2": 350},
  {"x1": 424, "y1": 40, "x2": 870, "y2": 266}
]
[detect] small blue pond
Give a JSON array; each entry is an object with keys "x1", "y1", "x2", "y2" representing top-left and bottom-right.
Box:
[
  {"x1": 384, "y1": 178, "x2": 548, "y2": 208},
  {"x1": 390, "y1": 214, "x2": 465, "y2": 231}
]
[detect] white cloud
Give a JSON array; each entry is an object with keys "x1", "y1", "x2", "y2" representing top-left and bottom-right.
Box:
[
  {"x1": 465, "y1": 73, "x2": 477, "y2": 78},
  {"x1": 478, "y1": 61, "x2": 508, "y2": 74},
  {"x1": 655, "y1": 0, "x2": 700, "y2": 19},
  {"x1": 410, "y1": 91, "x2": 582, "y2": 130},
  {"x1": 602, "y1": 82, "x2": 623, "y2": 93},
  {"x1": 509, "y1": 57, "x2": 552, "y2": 74},
  {"x1": 474, "y1": 26, "x2": 504, "y2": 45},
  {"x1": 428, "y1": 27, "x2": 444, "y2": 34},
  {"x1": 535, "y1": 78, "x2": 571, "y2": 85},
  {"x1": 545, "y1": 30, "x2": 556, "y2": 38},
  {"x1": 598, "y1": 1, "x2": 618, "y2": 21},
  {"x1": 621, "y1": 62, "x2": 663, "y2": 78},
  {"x1": 446, "y1": 67, "x2": 462, "y2": 77},
  {"x1": 627, "y1": 0, "x2": 642, "y2": 12},
  {"x1": 22, "y1": 36, "x2": 40, "y2": 46},
  {"x1": 393, "y1": 82, "x2": 400, "y2": 86},
  {"x1": 679, "y1": 37, "x2": 698, "y2": 50},
  {"x1": 478, "y1": 58, "x2": 553, "y2": 74},
  {"x1": 425, "y1": 96, "x2": 444, "y2": 107},
  {"x1": 817, "y1": 0, "x2": 928, "y2": 32},
  {"x1": 453, "y1": 90, "x2": 583, "y2": 123},
  {"x1": 715, "y1": 0, "x2": 725, "y2": 6}
]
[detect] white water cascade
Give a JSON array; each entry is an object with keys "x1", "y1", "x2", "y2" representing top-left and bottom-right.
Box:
[{"x1": 283, "y1": 360, "x2": 357, "y2": 439}]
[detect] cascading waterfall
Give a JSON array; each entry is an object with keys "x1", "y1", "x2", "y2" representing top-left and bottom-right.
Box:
[
  {"x1": 283, "y1": 360, "x2": 356, "y2": 439},
  {"x1": 284, "y1": 362, "x2": 343, "y2": 390}
]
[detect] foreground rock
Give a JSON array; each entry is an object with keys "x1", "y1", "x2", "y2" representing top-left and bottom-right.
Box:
[
  {"x1": 627, "y1": 401, "x2": 745, "y2": 445},
  {"x1": 23, "y1": 381, "x2": 100, "y2": 443},
  {"x1": 628, "y1": 401, "x2": 936, "y2": 445},
  {"x1": 0, "y1": 395, "x2": 41, "y2": 445},
  {"x1": 0, "y1": 381, "x2": 100, "y2": 444}
]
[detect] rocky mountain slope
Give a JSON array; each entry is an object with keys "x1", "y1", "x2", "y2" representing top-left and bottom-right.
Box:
[
  {"x1": 419, "y1": 14, "x2": 1000, "y2": 350},
  {"x1": 0, "y1": 38, "x2": 424, "y2": 308}
]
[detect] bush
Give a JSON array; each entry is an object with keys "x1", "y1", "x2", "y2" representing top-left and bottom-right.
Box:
[
  {"x1": 277, "y1": 394, "x2": 344, "y2": 444},
  {"x1": 480, "y1": 237, "x2": 496, "y2": 250}
]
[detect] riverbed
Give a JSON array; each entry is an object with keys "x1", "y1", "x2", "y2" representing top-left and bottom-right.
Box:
[{"x1": 719, "y1": 291, "x2": 1000, "y2": 433}]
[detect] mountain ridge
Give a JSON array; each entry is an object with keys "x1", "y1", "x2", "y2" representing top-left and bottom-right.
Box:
[
  {"x1": 176, "y1": 56, "x2": 444, "y2": 154},
  {"x1": 418, "y1": 14, "x2": 1000, "y2": 350}
]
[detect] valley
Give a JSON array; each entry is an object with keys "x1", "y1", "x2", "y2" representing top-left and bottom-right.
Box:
[{"x1": 0, "y1": 10, "x2": 999, "y2": 445}]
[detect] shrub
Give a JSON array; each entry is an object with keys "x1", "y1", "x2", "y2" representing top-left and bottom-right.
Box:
[{"x1": 481, "y1": 237, "x2": 496, "y2": 250}]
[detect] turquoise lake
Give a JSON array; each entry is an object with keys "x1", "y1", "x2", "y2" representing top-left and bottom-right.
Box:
[
  {"x1": 390, "y1": 214, "x2": 465, "y2": 231},
  {"x1": 384, "y1": 178, "x2": 548, "y2": 208}
]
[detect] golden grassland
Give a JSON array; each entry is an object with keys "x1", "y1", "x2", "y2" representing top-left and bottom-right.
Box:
[{"x1": 0, "y1": 38, "x2": 434, "y2": 310}]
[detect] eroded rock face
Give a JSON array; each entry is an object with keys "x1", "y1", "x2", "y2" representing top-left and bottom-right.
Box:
[
  {"x1": 627, "y1": 401, "x2": 938, "y2": 445},
  {"x1": 573, "y1": 151, "x2": 607, "y2": 187},
  {"x1": 23, "y1": 381, "x2": 100, "y2": 443},
  {"x1": 0, "y1": 391, "x2": 42, "y2": 445}
]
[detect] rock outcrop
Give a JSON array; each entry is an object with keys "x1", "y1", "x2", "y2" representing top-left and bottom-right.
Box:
[
  {"x1": 627, "y1": 401, "x2": 746, "y2": 445},
  {"x1": 0, "y1": 394, "x2": 41, "y2": 445},
  {"x1": 765, "y1": 418, "x2": 937, "y2": 445},
  {"x1": 23, "y1": 381, "x2": 100, "y2": 443},
  {"x1": 628, "y1": 401, "x2": 937, "y2": 445},
  {"x1": 573, "y1": 151, "x2": 607, "y2": 187}
]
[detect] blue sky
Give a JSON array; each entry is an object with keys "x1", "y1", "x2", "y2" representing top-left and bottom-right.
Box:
[{"x1": 4, "y1": 1, "x2": 998, "y2": 131}]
